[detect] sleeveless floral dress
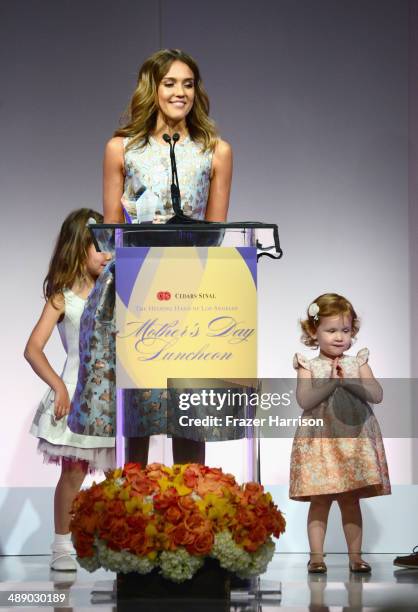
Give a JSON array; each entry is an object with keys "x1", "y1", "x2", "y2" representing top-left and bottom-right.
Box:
[
  {"x1": 289, "y1": 348, "x2": 391, "y2": 501},
  {"x1": 69, "y1": 136, "x2": 215, "y2": 440},
  {"x1": 122, "y1": 135, "x2": 212, "y2": 223}
]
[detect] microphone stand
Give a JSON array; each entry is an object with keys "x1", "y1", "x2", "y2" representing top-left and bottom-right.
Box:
[
  {"x1": 162, "y1": 132, "x2": 209, "y2": 225},
  {"x1": 163, "y1": 133, "x2": 182, "y2": 219}
]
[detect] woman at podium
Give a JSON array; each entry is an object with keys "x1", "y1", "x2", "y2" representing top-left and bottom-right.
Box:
[
  {"x1": 100, "y1": 49, "x2": 233, "y2": 464},
  {"x1": 103, "y1": 48, "x2": 232, "y2": 225}
]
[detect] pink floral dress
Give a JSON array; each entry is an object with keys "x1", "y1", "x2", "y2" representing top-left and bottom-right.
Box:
[{"x1": 289, "y1": 348, "x2": 391, "y2": 501}]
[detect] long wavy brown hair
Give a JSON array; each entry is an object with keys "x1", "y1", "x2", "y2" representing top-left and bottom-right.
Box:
[
  {"x1": 43, "y1": 208, "x2": 103, "y2": 306},
  {"x1": 114, "y1": 49, "x2": 218, "y2": 152}
]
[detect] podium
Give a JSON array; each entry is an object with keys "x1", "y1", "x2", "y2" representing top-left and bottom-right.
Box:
[
  {"x1": 89, "y1": 222, "x2": 282, "y2": 483},
  {"x1": 70, "y1": 222, "x2": 285, "y2": 602}
]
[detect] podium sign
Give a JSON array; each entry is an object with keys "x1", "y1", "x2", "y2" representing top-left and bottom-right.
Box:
[{"x1": 116, "y1": 246, "x2": 257, "y2": 388}]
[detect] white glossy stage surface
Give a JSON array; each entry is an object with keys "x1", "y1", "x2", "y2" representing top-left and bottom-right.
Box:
[{"x1": 1, "y1": 553, "x2": 417, "y2": 610}]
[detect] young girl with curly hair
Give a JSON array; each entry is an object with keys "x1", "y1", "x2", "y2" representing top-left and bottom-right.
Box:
[{"x1": 290, "y1": 293, "x2": 390, "y2": 574}]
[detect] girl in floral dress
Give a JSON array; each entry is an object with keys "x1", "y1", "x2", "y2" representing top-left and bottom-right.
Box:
[
  {"x1": 289, "y1": 293, "x2": 390, "y2": 574},
  {"x1": 26, "y1": 209, "x2": 115, "y2": 571}
]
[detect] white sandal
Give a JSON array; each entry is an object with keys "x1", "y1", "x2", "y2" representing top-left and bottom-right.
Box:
[{"x1": 50, "y1": 541, "x2": 77, "y2": 572}]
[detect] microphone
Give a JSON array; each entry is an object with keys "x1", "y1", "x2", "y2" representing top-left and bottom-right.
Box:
[{"x1": 162, "y1": 133, "x2": 182, "y2": 217}]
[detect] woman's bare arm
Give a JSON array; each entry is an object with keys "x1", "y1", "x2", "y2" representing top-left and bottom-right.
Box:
[
  {"x1": 103, "y1": 137, "x2": 125, "y2": 223},
  {"x1": 205, "y1": 139, "x2": 233, "y2": 222}
]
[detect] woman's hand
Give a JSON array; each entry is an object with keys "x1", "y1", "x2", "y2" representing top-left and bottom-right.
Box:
[{"x1": 54, "y1": 381, "x2": 71, "y2": 419}]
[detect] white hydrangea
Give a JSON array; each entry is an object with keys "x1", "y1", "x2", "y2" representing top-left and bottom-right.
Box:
[
  {"x1": 235, "y1": 539, "x2": 275, "y2": 579},
  {"x1": 96, "y1": 539, "x2": 155, "y2": 574},
  {"x1": 211, "y1": 531, "x2": 251, "y2": 574},
  {"x1": 159, "y1": 549, "x2": 204, "y2": 583},
  {"x1": 77, "y1": 554, "x2": 100, "y2": 573}
]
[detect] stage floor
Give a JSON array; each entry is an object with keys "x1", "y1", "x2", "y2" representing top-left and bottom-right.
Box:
[{"x1": 1, "y1": 553, "x2": 417, "y2": 610}]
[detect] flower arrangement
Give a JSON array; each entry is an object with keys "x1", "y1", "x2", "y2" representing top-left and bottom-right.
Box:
[{"x1": 70, "y1": 463, "x2": 285, "y2": 582}]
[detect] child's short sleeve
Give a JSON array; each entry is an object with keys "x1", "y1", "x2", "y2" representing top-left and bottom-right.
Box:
[
  {"x1": 293, "y1": 353, "x2": 311, "y2": 371},
  {"x1": 356, "y1": 348, "x2": 370, "y2": 367}
]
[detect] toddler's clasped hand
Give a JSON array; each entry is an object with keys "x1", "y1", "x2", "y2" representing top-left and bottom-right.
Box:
[{"x1": 331, "y1": 358, "x2": 343, "y2": 380}]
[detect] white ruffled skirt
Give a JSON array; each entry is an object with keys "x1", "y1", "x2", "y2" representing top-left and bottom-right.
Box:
[{"x1": 30, "y1": 381, "x2": 115, "y2": 472}]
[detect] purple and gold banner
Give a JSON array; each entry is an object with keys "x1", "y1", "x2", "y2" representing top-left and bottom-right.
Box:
[{"x1": 115, "y1": 247, "x2": 257, "y2": 388}]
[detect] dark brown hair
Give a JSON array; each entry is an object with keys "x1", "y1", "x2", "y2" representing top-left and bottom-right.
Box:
[{"x1": 43, "y1": 208, "x2": 103, "y2": 306}]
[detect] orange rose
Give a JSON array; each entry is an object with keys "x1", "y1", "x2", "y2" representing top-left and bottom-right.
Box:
[
  {"x1": 98, "y1": 513, "x2": 114, "y2": 537},
  {"x1": 126, "y1": 513, "x2": 146, "y2": 531},
  {"x1": 172, "y1": 524, "x2": 195, "y2": 547},
  {"x1": 197, "y1": 480, "x2": 224, "y2": 497},
  {"x1": 165, "y1": 505, "x2": 184, "y2": 525},
  {"x1": 107, "y1": 500, "x2": 125, "y2": 518},
  {"x1": 184, "y1": 512, "x2": 205, "y2": 531},
  {"x1": 130, "y1": 532, "x2": 147, "y2": 555},
  {"x1": 107, "y1": 520, "x2": 131, "y2": 550},
  {"x1": 243, "y1": 482, "x2": 264, "y2": 504},
  {"x1": 130, "y1": 474, "x2": 158, "y2": 496},
  {"x1": 249, "y1": 523, "x2": 267, "y2": 544},
  {"x1": 183, "y1": 465, "x2": 201, "y2": 488},
  {"x1": 75, "y1": 537, "x2": 95, "y2": 558},
  {"x1": 145, "y1": 463, "x2": 169, "y2": 481},
  {"x1": 123, "y1": 462, "x2": 142, "y2": 479},
  {"x1": 187, "y1": 531, "x2": 214, "y2": 556},
  {"x1": 154, "y1": 487, "x2": 178, "y2": 510},
  {"x1": 178, "y1": 494, "x2": 196, "y2": 512},
  {"x1": 77, "y1": 513, "x2": 98, "y2": 534},
  {"x1": 236, "y1": 507, "x2": 256, "y2": 527},
  {"x1": 272, "y1": 513, "x2": 286, "y2": 537}
]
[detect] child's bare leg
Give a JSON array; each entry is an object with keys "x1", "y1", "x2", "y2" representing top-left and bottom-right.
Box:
[
  {"x1": 337, "y1": 492, "x2": 364, "y2": 562},
  {"x1": 51, "y1": 459, "x2": 88, "y2": 571},
  {"x1": 307, "y1": 495, "x2": 333, "y2": 561},
  {"x1": 54, "y1": 459, "x2": 88, "y2": 533}
]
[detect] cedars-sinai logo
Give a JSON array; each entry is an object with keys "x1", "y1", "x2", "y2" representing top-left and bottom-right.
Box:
[{"x1": 157, "y1": 291, "x2": 171, "y2": 301}]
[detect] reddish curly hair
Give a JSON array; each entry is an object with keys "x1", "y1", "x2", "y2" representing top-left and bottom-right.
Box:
[{"x1": 300, "y1": 293, "x2": 360, "y2": 348}]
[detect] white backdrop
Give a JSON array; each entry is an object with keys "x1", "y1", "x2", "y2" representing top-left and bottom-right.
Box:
[{"x1": 1, "y1": 0, "x2": 417, "y2": 554}]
